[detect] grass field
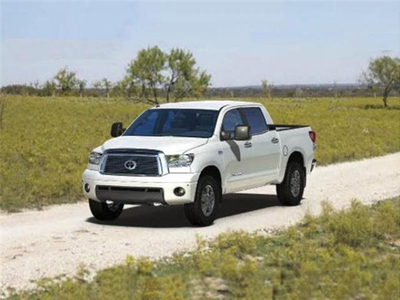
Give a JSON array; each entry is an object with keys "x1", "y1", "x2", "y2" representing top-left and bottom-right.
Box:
[
  {"x1": 6, "y1": 198, "x2": 400, "y2": 299},
  {"x1": 0, "y1": 96, "x2": 399, "y2": 211}
]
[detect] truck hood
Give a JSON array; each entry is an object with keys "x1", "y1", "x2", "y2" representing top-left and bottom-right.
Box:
[{"x1": 99, "y1": 136, "x2": 208, "y2": 155}]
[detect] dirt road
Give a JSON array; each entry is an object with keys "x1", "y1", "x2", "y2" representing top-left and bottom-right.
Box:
[{"x1": 1, "y1": 153, "x2": 400, "y2": 293}]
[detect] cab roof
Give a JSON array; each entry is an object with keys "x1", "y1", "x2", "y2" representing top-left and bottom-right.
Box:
[{"x1": 153, "y1": 100, "x2": 260, "y2": 111}]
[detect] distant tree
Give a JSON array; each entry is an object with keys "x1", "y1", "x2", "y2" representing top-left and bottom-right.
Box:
[
  {"x1": 360, "y1": 56, "x2": 400, "y2": 107},
  {"x1": 102, "y1": 78, "x2": 113, "y2": 98},
  {"x1": 30, "y1": 80, "x2": 41, "y2": 92},
  {"x1": 370, "y1": 84, "x2": 379, "y2": 98},
  {"x1": 92, "y1": 80, "x2": 103, "y2": 97},
  {"x1": 124, "y1": 46, "x2": 211, "y2": 104},
  {"x1": 332, "y1": 80, "x2": 339, "y2": 98},
  {"x1": 42, "y1": 80, "x2": 57, "y2": 97},
  {"x1": 112, "y1": 78, "x2": 138, "y2": 98},
  {"x1": 77, "y1": 80, "x2": 87, "y2": 97},
  {"x1": 294, "y1": 87, "x2": 304, "y2": 98},
  {"x1": 111, "y1": 81, "x2": 124, "y2": 97},
  {"x1": 261, "y1": 79, "x2": 273, "y2": 98},
  {"x1": 0, "y1": 85, "x2": 36, "y2": 96},
  {"x1": 54, "y1": 68, "x2": 78, "y2": 95}
]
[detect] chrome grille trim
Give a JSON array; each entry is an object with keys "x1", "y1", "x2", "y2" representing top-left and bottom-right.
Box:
[
  {"x1": 99, "y1": 149, "x2": 169, "y2": 176},
  {"x1": 158, "y1": 152, "x2": 169, "y2": 176}
]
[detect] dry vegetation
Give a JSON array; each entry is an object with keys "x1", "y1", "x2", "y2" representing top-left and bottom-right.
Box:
[
  {"x1": 0, "y1": 96, "x2": 399, "y2": 211},
  {"x1": 6, "y1": 198, "x2": 400, "y2": 299}
]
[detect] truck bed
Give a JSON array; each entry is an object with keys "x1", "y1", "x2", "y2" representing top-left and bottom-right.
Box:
[{"x1": 268, "y1": 124, "x2": 309, "y2": 131}]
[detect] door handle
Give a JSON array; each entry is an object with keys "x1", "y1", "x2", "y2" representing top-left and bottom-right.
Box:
[
  {"x1": 271, "y1": 137, "x2": 279, "y2": 144},
  {"x1": 244, "y1": 142, "x2": 252, "y2": 148}
]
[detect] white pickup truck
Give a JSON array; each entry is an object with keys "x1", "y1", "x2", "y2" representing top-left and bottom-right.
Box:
[{"x1": 82, "y1": 101, "x2": 316, "y2": 226}]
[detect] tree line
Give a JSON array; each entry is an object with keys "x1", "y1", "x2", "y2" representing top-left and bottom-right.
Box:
[
  {"x1": 1, "y1": 46, "x2": 211, "y2": 105},
  {"x1": 1, "y1": 49, "x2": 399, "y2": 107}
]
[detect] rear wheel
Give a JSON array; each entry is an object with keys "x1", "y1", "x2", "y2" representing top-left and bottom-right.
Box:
[
  {"x1": 276, "y1": 162, "x2": 305, "y2": 206},
  {"x1": 184, "y1": 175, "x2": 221, "y2": 226},
  {"x1": 89, "y1": 199, "x2": 124, "y2": 221}
]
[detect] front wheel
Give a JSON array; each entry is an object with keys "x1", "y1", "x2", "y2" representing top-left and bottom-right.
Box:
[
  {"x1": 89, "y1": 199, "x2": 124, "y2": 221},
  {"x1": 184, "y1": 175, "x2": 221, "y2": 226},
  {"x1": 276, "y1": 162, "x2": 305, "y2": 206}
]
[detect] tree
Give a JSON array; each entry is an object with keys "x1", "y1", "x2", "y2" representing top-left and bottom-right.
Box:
[
  {"x1": 102, "y1": 78, "x2": 113, "y2": 98},
  {"x1": 165, "y1": 48, "x2": 211, "y2": 102},
  {"x1": 332, "y1": 80, "x2": 339, "y2": 98},
  {"x1": 53, "y1": 68, "x2": 78, "y2": 95},
  {"x1": 77, "y1": 80, "x2": 87, "y2": 97},
  {"x1": 30, "y1": 81, "x2": 40, "y2": 91},
  {"x1": 261, "y1": 79, "x2": 273, "y2": 98},
  {"x1": 42, "y1": 80, "x2": 57, "y2": 97},
  {"x1": 294, "y1": 87, "x2": 304, "y2": 99},
  {"x1": 124, "y1": 46, "x2": 211, "y2": 104},
  {"x1": 112, "y1": 78, "x2": 138, "y2": 98},
  {"x1": 0, "y1": 85, "x2": 36, "y2": 96},
  {"x1": 92, "y1": 80, "x2": 103, "y2": 97},
  {"x1": 361, "y1": 56, "x2": 400, "y2": 107},
  {"x1": 126, "y1": 46, "x2": 167, "y2": 104}
]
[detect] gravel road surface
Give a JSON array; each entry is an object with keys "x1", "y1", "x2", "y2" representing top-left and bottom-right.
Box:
[{"x1": 1, "y1": 153, "x2": 400, "y2": 293}]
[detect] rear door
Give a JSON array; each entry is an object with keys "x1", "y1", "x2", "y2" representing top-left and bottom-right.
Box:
[{"x1": 241, "y1": 107, "x2": 280, "y2": 184}]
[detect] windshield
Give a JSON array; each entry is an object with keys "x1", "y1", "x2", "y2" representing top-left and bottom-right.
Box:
[{"x1": 123, "y1": 109, "x2": 219, "y2": 138}]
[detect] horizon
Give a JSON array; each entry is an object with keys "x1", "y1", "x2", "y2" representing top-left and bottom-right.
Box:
[
  {"x1": 0, "y1": 81, "x2": 363, "y2": 89},
  {"x1": 1, "y1": 0, "x2": 399, "y2": 87}
]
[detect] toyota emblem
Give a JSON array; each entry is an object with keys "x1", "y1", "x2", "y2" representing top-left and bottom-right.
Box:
[{"x1": 124, "y1": 160, "x2": 137, "y2": 170}]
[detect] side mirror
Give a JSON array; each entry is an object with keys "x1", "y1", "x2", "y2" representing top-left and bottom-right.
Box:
[
  {"x1": 235, "y1": 125, "x2": 250, "y2": 141},
  {"x1": 111, "y1": 122, "x2": 124, "y2": 137}
]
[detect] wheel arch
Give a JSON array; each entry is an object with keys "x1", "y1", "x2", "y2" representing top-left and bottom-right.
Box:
[
  {"x1": 288, "y1": 151, "x2": 304, "y2": 166},
  {"x1": 286, "y1": 151, "x2": 307, "y2": 186},
  {"x1": 199, "y1": 166, "x2": 222, "y2": 200},
  {"x1": 200, "y1": 165, "x2": 222, "y2": 186}
]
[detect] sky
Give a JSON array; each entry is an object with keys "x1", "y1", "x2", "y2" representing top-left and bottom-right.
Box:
[{"x1": 1, "y1": 0, "x2": 399, "y2": 87}]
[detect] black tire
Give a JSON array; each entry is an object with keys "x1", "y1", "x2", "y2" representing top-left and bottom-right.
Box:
[
  {"x1": 276, "y1": 162, "x2": 305, "y2": 206},
  {"x1": 89, "y1": 199, "x2": 124, "y2": 221},
  {"x1": 184, "y1": 175, "x2": 221, "y2": 226}
]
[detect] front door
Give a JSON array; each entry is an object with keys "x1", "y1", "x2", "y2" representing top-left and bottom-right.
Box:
[{"x1": 219, "y1": 109, "x2": 253, "y2": 193}]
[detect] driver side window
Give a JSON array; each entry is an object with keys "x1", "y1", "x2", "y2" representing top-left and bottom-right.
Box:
[{"x1": 222, "y1": 109, "x2": 244, "y2": 138}]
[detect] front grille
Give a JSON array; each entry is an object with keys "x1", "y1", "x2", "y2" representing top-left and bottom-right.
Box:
[{"x1": 100, "y1": 149, "x2": 164, "y2": 176}]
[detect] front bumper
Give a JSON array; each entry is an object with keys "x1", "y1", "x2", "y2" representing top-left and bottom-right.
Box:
[{"x1": 82, "y1": 169, "x2": 199, "y2": 205}]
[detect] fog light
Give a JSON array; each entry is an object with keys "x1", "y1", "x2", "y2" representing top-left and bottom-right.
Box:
[
  {"x1": 174, "y1": 187, "x2": 186, "y2": 197},
  {"x1": 84, "y1": 183, "x2": 90, "y2": 193}
]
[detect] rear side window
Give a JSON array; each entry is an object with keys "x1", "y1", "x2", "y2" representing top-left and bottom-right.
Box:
[{"x1": 242, "y1": 107, "x2": 268, "y2": 135}]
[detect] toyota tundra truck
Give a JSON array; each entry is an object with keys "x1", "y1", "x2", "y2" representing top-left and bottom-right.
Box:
[{"x1": 82, "y1": 100, "x2": 316, "y2": 226}]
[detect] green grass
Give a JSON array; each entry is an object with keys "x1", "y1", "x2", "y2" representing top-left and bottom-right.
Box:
[
  {"x1": 6, "y1": 198, "x2": 400, "y2": 299},
  {"x1": 260, "y1": 97, "x2": 400, "y2": 165},
  {"x1": 0, "y1": 96, "x2": 399, "y2": 211},
  {"x1": 0, "y1": 96, "x2": 149, "y2": 211}
]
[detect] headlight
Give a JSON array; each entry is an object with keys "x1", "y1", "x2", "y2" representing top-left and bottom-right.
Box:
[
  {"x1": 88, "y1": 152, "x2": 102, "y2": 165},
  {"x1": 167, "y1": 154, "x2": 194, "y2": 168}
]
